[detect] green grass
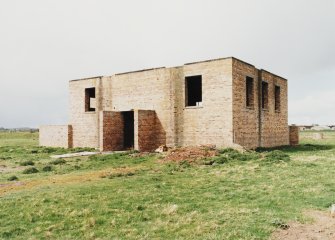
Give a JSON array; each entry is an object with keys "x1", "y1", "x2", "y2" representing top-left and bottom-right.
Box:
[
  {"x1": 0, "y1": 132, "x2": 38, "y2": 147},
  {"x1": 1, "y1": 131, "x2": 335, "y2": 239}
]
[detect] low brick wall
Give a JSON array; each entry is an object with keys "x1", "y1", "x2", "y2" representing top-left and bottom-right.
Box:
[
  {"x1": 99, "y1": 111, "x2": 124, "y2": 151},
  {"x1": 39, "y1": 125, "x2": 73, "y2": 148},
  {"x1": 100, "y1": 110, "x2": 166, "y2": 152},
  {"x1": 289, "y1": 126, "x2": 299, "y2": 146},
  {"x1": 135, "y1": 110, "x2": 166, "y2": 152}
]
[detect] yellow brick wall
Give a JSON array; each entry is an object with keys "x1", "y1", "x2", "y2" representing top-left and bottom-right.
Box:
[
  {"x1": 232, "y1": 59, "x2": 289, "y2": 149},
  {"x1": 39, "y1": 125, "x2": 72, "y2": 148},
  {"x1": 259, "y1": 70, "x2": 289, "y2": 147},
  {"x1": 176, "y1": 59, "x2": 234, "y2": 148},
  {"x1": 289, "y1": 126, "x2": 299, "y2": 146},
  {"x1": 110, "y1": 68, "x2": 175, "y2": 146},
  {"x1": 69, "y1": 77, "x2": 101, "y2": 148},
  {"x1": 232, "y1": 59, "x2": 260, "y2": 149},
  {"x1": 59, "y1": 57, "x2": 289, "y2": 151}
]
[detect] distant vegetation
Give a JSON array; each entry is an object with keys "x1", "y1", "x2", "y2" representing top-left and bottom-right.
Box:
[{"x1": 0, "y1": 127, "x2": 38, "y2": 132}]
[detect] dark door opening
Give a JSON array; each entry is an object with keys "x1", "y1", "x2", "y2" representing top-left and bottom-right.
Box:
[{"x1": 122, "y1": 111, "x2": 134, "y2": 149}]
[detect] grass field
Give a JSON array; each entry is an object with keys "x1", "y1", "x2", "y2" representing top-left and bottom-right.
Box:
[{"x1": 1, "y1": 131, "x2": 335, "y2": 239}]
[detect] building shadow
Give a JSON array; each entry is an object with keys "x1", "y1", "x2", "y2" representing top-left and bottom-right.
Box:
[{"x1": 256, "y1": 143, "x2": 335, "y2": 153}]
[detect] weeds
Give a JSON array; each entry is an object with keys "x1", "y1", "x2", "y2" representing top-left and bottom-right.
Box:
[
  {"x1": 42, "y1": 165, "x2": 53, "y2": 172},
  {"x1": 2, "y1": 131, "x2": 335, "y2": 239},
  {"x1": 264, "y1": 150, "x2": 291, "y2": 163},
  {"x1": 50, "y1": 159, "x2": 66, "y2": 165},
  {"x1": 19, "y1": 160, "x2": 35, "y2": 166},
  {"x1": 105, "y1": 171, "x2": 135, "y2": 179},
  {"x1": 272, "y1": 219, "x2": 290, "y2": 230},
  {"x1": 164, "y1": 160, "x2": 192, "y2": 173},
  {"x1": 7, "y1": 175, "x2": 19, "y2": 181},
  {"x1": 208, "y1": 148, "x2": 290, "y2": 165},
  {"x1": 206, "y1": 148, "x2": 260, "y2": 165},
  {"x1": 90, "y1": 154, "x2": 122, "y2": 161},
  {"x1": 22, "y1": 167, "x2": 39, "y2": 174}
]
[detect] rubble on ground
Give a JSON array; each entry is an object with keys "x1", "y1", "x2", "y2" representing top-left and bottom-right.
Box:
[{"x1": 162, "y1": 145, "x2": 219, "y2": 163}]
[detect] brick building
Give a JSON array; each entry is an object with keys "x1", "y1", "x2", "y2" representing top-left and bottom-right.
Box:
[{"x1": 40, "y1": 57, "x2": 294, "y2": 151}]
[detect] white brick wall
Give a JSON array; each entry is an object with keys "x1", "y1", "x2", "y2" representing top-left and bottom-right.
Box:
[{"x1": 39, "y1": 125, "x2": 72, "y2": 148}]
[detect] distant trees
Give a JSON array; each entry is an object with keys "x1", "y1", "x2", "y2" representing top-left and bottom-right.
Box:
[{"x1": 0, "y1": 127, "x2": 38, "y2": 132}]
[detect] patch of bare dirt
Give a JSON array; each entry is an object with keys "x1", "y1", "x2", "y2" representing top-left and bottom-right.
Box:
[
  {"x1": 272, "y1": 210, "x2": 335, "y2": 240},
  {"x1": 0, "y1": 164, "x2": 24, "y2": 173},
  {"x1": 0, "y1": 166, "x2": 140, "y2": 196},
  {"x1": 162, "y1": 145, "x2": 218, "y2": 163},
  {"x1": 0, "y1": 182, "x2": 25, "y2": 188}
]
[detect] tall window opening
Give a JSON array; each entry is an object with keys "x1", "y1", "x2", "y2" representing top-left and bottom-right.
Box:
[
  {"x1": 185, "y1": 75, "x2": 202, "y2": 107},
  {"x1": 275, "y1": 85, "x2": 281, "y2": 111},
  {"x1": 262, "y1": 81, "x2": 269, "y2": 109},
  {"x1": 246, "y1": 76, "x2": 254, "y2": 108},
  {"x1": 85, "y1": 88, "x2": 96, "y2": 112}
]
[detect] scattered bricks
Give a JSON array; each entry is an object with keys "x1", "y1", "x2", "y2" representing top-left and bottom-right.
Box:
[{"x1": 155, "y1": 145, "x2": 168, "y2": 153}]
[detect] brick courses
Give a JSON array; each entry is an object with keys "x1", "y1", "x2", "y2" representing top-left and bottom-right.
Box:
[
  {"x1": 40, "y1": 57, "x2": 292, "y2": 151},
  {"x1": 39, "y1": 125, "x2": 72, "y2": 148},
  {"x1": 289, "y1": 126, "x2": 300, "y2": 146}
]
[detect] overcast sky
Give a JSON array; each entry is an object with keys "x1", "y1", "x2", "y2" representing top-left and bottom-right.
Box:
[{"x1": 0, "y1": 0, "x2": 334, "y2": 128}]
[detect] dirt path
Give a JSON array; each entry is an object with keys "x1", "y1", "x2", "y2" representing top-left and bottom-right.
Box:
[
  {"x1": 272, "y1": 210, "x2": 335, "y2": 240},
  {"x1": 0, "y1": 164, "x2": 25, "y2": 173}
]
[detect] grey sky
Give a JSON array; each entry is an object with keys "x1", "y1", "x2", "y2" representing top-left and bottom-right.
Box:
[{"x1": 0, "y1": 0, "x2": 334, "y2": 128}]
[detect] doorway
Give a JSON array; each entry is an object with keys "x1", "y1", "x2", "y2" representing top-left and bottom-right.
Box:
[{"x1": 122, "y1": 111, "x2": 134, "y2": 149}]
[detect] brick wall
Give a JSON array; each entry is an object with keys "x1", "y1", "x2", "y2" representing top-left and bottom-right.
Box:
[
  {"x1": 175, "y1": 59, "x2": 234, "y2": 148},
  {"x1": 44, "y1": 57, "x2": 289, "y2": 151},
  {"x1": 289, "y1": 126, "x2": 299, "y2": 146},
  {"x1": 99, "y1": 111, "x2": 124, "y2": 151},
  {"x1": 232, "y1": 59, "x2": 260, "y2": 149},
  {"x1": 110, "y1": 68, "x2": 175, "y2": 147},
  {"x1": 259, "y1": 70, "x2": 289, "y2": 147},
  {"x1": 39, "y1": 125, "x2": 72, "y2": 148},
  {"x1": 99, "y1": 110, "x2": 165, "y2": 152},
  {"x1": 232, "y1": 59, "x2": 289, "y2": 149},
  {"x1": 135, "y1": 110, "x2": 166, "y2": 151},
  {"x1": 100, "y1": 76, "x2": 113, "y2": 111},
  {"x1": 69, "y1": 77, "x2": 101, "y2": 148}
]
